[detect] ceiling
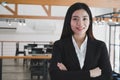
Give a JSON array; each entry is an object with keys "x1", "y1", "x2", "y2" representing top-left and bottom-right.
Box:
[
  {"x1": 0, "y1": 0, "x2": 120, "y2": 19},
  {"x1": 0, "y1": 0, "x2": 120, "y2": 8}
]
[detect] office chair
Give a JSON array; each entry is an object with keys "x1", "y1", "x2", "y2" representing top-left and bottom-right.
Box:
[
  {"x1": 30, "y1": 48, "x2": 48, "y2": 80},
  {"x1": 15, "y1": 42, "x2": 26, "y2": 64},
  {"x1": 44, "y1": 44, "x2": 53, "y2": 49},
  {"x1": 31, "y1": 48, "x2": 44, "y2": 54},
  {"x1": 23, "y1": 44, "x2": 38, "y2": 67},
  {"x1": 15, "y1": 42, "x2": 26, "y2": 56},
  {"x1": 46, "y1": 48, "x2": 52, "y2": 53},
  {"x1": 28, "y1": 44, "x2": 37, "y2": 48},
  {"x1": 30, "y1": 59, "x2": 48, "y2": 80},
  {"x1": 27, "y1": 44, "x2": 37, "y2": 54},
  {"x1": 112, "y1": 71, "x2": 120, "y2": 80}
]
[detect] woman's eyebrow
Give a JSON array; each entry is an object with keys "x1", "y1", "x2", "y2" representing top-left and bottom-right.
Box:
[
  {"x1": 83, "y1": 15, "x2": 89, "y2": 17},
  {"x1": 72, "y1": 15, "x2": 88, "y2": 18},
  {"x1": 72, "y1": 16, "x2": 79, "y2": 17}
]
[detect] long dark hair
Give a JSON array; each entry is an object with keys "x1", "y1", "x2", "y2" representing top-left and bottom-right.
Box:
[{"x1": 60, "y1": 2, "x2": 94, "y2": 40}]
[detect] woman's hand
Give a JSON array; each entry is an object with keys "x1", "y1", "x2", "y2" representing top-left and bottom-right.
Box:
[
  {"x1": 57, "y1": 62, "x2": 67, "y2": 71},
  {"x1": 90, "y1": 67, "x2": 102, "y2": 78}
]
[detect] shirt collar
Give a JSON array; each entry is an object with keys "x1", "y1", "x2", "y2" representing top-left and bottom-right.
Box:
[{"x1": 72, "y1": 35, "x2": 88, "y2": 50}]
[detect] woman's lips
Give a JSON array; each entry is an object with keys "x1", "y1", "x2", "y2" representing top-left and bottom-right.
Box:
[{"x1": 76, "y1": 27, "x2": 84, "y2": 31}]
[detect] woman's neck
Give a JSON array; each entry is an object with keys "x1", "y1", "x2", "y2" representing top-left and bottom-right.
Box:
[{"x1": 73, "y1": 34, "x2": 86, "y2": 48}]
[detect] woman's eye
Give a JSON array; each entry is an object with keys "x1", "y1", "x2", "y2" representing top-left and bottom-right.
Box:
[
  {"x1": 83, "y1": 18, "x2": 88, "y2": 21},
  {"x1": 72, "y1": 18, "x2": 79, "y2": 21},
  {"x1": 72, "y1": 18, "x2": 78, "y2": 20},
  {"x1": 83, "y1": 18, "x2": 86, "y2": 20}
]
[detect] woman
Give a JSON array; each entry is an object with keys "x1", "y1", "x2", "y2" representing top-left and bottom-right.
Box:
[{"x1": 49, "y1": 2, "x2": 112, "y2": 80}]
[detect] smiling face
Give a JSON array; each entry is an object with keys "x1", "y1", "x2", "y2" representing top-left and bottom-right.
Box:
[{"x1": 71, "y1": 9, "x2": 90, "y2": 36}]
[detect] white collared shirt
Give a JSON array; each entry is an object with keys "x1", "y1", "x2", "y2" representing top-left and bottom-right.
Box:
[{"x1": 72, "y1": 36, "x2": 88, "y2": 69}]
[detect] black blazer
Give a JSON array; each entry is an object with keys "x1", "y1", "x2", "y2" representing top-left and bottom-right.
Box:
[{"x1": 49, "y1": 36, "x2": 112, "y2": 80}]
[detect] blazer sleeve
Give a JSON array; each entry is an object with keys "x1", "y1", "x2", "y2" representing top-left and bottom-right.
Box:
[
  {"x1": 49, "y1": 40, "x2": 91, "y2": 80},
  {"x1": 92, "y1": 42, "x2": 112, "y2": 80}
]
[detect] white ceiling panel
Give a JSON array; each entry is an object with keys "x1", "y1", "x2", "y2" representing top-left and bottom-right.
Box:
[{"x1": 18, "y1": 4, "x2": 47, "y2": 16}]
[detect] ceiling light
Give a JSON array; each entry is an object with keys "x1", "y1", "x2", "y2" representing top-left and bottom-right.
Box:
[{"x1": 1, "y1": 1, "x2": 7, "y2": 6}]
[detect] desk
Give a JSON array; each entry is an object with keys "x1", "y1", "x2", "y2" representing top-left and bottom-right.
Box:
[
  {"x1": 0, "y1": 54, "x2": 52, "y2": 59},
  {"x1": 0, "y1": 54, "x2": 52, "y2": 68},
  {"x1": 0, "y1": 54, "x2": 52, "y2": 80}
]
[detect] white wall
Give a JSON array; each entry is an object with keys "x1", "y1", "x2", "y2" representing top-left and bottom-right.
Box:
[{"x1": 0, "y1": 19, "x2": 64, "y2": 42}]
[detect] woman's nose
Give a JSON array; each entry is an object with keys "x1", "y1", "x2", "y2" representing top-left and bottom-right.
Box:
[{"x1": 77, "y1": 19, "x2": 83, "y2": 25}]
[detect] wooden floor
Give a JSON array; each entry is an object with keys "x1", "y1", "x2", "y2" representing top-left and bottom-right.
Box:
[{"x1": 2, "y1": 59, "x2": 50, "y2": 80}]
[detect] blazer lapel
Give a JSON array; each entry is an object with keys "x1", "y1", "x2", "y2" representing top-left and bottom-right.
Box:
[
  {"x1": 67, "y1": 37, "x2": 81, "y2": 69},
  {"x1": 83, "y1": 38, "x2": 95, "y2": 69}
]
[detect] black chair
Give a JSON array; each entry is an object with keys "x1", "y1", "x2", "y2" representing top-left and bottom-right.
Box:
[
  {"x1": 31, "y1": 48, "x2": 44, "y2": 54},
  {"x1": 46, "y1": 48, "x2": 52, "y2": 53},
  {"x1": 15, "y1": 42, "x2": 26, "y2": 64},
  {"x1": 15, "y1": 42, "x2": 26, "y2": 56},
  {"x1": 23, "y1": 44, "x2": 38, "y2": 67},
  {"x1": 23, "y1": 45, "x2": 30, "y2": 66},
  {"x1": 28, "y1": 44, "x2": 37, "y2": 48},
  {"x1": 27, "y1": 44, "x2": 37, "y2": 54},
  {"x1": 44, "y1": 44, "x2": 53, "y2": 54},
  {"x1": 30, "y1": 48, "x2": 48, "y2": 80},
  {"x1": 44, "y1": 44, "x2": 53, "y2": 49},
  {"x1": 112, "y1": 71, "x2": 120, "y2": 80},
  {"x1": 30, "y1": 59, "x2": 48, "y2": 80}
]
